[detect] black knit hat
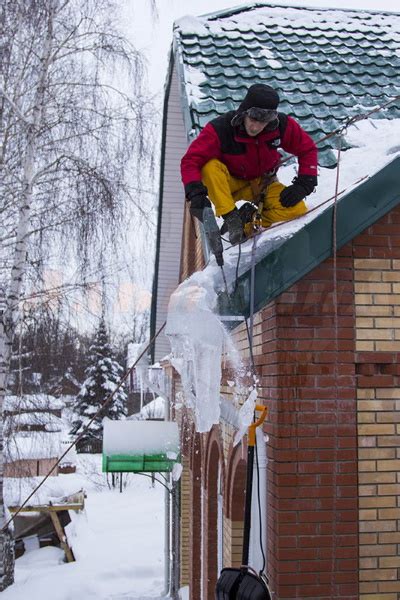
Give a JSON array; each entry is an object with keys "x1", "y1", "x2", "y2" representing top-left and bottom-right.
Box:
[{"x1": 238, "y1": 84, "x2": 279, "y2": 113}]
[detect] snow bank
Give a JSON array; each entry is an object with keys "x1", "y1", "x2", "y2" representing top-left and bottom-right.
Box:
[
  {"x1": 3, "y1": 456, "x2": 166, "y2": 600},
  {"x1": 103, "y1": 419, "x2": 179, "y2": 455}
]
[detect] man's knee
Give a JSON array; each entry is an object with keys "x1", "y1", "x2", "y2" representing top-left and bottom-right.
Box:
[
  {"x1": 262, "y1": 181, "x2": 307, "y2": 227},
  {"x1": 201, "y1": 159, "x2": 229, "y2": 182}
]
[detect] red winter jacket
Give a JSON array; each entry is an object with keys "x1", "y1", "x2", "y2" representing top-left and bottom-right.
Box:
[{"x1": 181, "y1": 111, "x2": 318, "y2": 186}]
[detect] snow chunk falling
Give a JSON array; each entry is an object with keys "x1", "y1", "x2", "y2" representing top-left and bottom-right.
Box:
[{"x1": 234, "y1": 389, "x2": 258, "y2": 447}]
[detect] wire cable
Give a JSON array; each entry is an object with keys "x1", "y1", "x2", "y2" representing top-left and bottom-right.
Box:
[
  {"x1": 244, "y1": 231, "x2": 268, "y2": 577},
  {"x1": 254, "y1": 436, "x2": 266, "y2": 574}
]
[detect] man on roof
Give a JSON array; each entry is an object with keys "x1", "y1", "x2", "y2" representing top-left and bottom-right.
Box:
[{"x1": 181, "y1": 83, "x2": 318, "y2": 245}]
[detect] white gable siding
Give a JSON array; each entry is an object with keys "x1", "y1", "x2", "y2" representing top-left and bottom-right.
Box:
[{"x1": 154, "y1": 67, "x2": 188, "y2": 361}]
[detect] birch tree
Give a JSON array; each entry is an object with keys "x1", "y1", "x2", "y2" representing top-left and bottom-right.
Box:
[{"x1": 0, "y1": 0, "x2": 155, "y2": 587}]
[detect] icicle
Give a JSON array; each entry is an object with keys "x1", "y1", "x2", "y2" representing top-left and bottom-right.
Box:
[{"x1": 166, "y1": 276, "x2": 225, "y2": 432}]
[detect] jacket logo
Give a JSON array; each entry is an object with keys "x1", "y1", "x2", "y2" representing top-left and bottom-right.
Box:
[{"x1": 268, "y1": 137, "x2": 280, "y2": 148}]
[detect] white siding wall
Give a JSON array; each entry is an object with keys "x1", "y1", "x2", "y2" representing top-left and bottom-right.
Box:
[{"x1": 154, "y1": 67, "x2": 188, "y2": 361}]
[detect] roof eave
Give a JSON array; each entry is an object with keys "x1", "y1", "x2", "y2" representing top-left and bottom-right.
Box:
[{"x1": 217, "y1": 155, "x2": 400, "y2": 320}]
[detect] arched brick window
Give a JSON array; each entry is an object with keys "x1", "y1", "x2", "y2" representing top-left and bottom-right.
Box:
[
  {"x1": 225, "y1": 445, "x2": 247, "y2": 567},
  {"x1": 203, "y1": 427, "x2": 224, "y2": 599}
]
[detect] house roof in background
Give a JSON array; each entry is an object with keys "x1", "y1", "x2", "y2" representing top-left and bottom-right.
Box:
[{"x1": 173, "y1": 2, "x2": 400, "y2": 166}]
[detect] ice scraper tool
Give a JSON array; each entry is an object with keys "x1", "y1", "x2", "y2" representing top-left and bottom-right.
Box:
[{"x1": 202, "y1": 206, "x2": 224, "y2": 267}]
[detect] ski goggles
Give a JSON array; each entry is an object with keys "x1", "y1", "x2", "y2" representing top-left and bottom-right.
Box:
[{"x1": 245, "y1": 107, "x2": 278, "y2": 123}]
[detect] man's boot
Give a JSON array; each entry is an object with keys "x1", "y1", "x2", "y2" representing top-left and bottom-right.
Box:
[{"x1": 221, "y1": 208, "x2": 244, "y2": 245}]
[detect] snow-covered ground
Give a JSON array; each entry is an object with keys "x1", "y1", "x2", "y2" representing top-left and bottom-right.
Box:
[{"x1": 3, "y1": 455, "x2": 167, "y2": 600}]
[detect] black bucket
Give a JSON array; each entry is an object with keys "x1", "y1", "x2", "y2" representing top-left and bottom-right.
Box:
[
  {"x1": 215, "y1": 568, "x2": 271, "y2": 600},
  {"x1": 215, "y1": 568, "x2": 242, "y2": 599}
]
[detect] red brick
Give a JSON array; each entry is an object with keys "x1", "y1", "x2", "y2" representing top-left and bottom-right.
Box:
[
  {"x1": 299, "y1": 535, "x2": 333, "y2": 548},
  {"x1": 355, "y1": 352, "x2": 397, "y2": 363},
  {"x1": 358, "y1": 374, "x2": 395, "y2": 387}
]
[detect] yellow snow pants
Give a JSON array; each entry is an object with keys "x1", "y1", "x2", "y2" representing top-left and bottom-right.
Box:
[{"x1": 201, "y1": 158, "x2": 307, "y2": 228}]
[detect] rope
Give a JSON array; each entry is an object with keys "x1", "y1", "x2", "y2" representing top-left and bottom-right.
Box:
[{"x1": 1, "y1": 321, "x2": 167, "y2": 532}]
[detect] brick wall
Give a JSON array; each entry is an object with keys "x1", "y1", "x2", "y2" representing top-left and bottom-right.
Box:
[
  {"x1": 203, "y1": 435, "x2": 220, "y2": 599},
  {"x1": 355, "y1": 258, "x2": 400, "y2": 353},
  {"x1": 189, "y1": 431, "x2": 202, "y2": 599},
  {"x1": 355, "y1": 209, "x2": 400, "y2": 598},
  {"x1": 259, "y1": 249, "x2": 359, "y2": 599},
  {"x1": 177, "y1": 204, "x2": 400, "y2": 598}
]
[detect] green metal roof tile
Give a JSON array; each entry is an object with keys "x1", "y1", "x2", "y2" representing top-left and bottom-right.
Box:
[{"x1": 174, "y1": 3, "x2": 400, "y2": 167}]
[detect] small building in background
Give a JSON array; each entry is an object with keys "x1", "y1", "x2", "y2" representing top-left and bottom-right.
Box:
[{"x1": 4, "y1": 394, "x2": 76, "y2": 477}]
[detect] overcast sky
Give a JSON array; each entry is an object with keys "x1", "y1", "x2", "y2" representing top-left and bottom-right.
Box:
[{"x1": 123, "y1": 0, "x2": 400, "y2": 99}]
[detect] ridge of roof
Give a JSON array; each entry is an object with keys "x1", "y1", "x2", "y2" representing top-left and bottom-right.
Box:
[{"x1": 199, "y1": 2, "x2": 400, "y2": 21}]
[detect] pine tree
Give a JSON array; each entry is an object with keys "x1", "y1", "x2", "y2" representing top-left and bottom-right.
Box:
[{"x1": 71, "y1": 318, "x2": 127, "y2": 451}]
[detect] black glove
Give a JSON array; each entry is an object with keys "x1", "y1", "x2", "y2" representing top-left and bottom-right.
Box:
[
  {"x1": 221, "y1": 203, "x2": 257, "y2": 236},
  {"x1": 221, "y1": 208, "x2": 244, "y2": 246},
  {"x1": 238, "y1": 202, "x2": 258, "y2": 225},
  {"x1": 185, "y1": 181, "x2": 211, "y2": 221},
  {"x1": 280, "y1": 175, "x2": 318, "y2": 208}
]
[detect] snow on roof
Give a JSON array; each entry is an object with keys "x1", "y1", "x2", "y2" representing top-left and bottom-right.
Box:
[
  {"x1": 5, "y1": 431, "x2": 63, "y2": 462},
  {"x1": 175, "y1": 15, "x2": 209, "y2": 35},
  {"x1": 140, "y1": 396, "x2": 165, "y2": 419},
  {"x1": 103, "y1": 420, "x2": 179, "y2": 456},
  {"x1": 5, "y1": 411, "x2": 63, "y2": 432},
  {"x1": 216, "y1": 118, "x2": 400, "y2": 280},
  {"x1": 5, "y1": 470, "x2": 83, "y2": 508},
  {"x1": 4, "y1": 394, "x2": 65, "y2": 413},
  {"x1": 128, "y1": 396, "x2": 166, "y2": 421}
]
